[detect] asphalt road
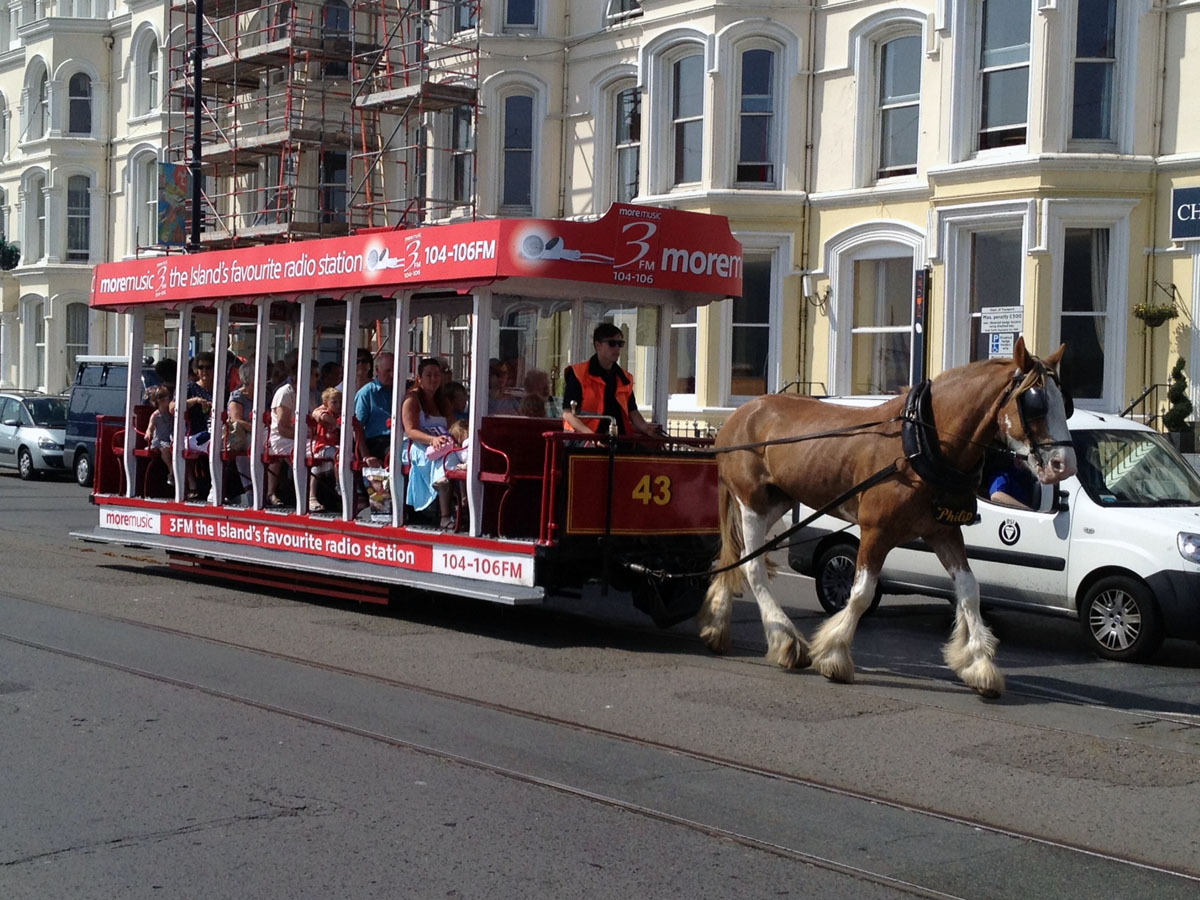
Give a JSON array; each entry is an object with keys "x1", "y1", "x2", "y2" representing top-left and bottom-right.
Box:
[{"x1": 2, "y1": 473, "x2": 1199, "y2": 898}]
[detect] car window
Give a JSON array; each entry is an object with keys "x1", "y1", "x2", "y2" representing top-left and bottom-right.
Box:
[
  {"x1": 0, "y1": 398, "x2": 13, "y2": 423},
  {"x1": 25, "y1": 396, "x2": 68, "y2": 428},
  {"x1": 104, "y1": 365, "x2": 128, "y2": 389},
  {"x1": 1073, "y1": 430, "x2": 1200, "y2": 507},
  {"x1": 78, "y1": 365, "x2": 103, "y2": 387}
]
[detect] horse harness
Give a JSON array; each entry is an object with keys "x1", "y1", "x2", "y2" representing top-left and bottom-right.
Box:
[{"x1": 630, "y1": 366, "x2": 1071, "y2": 583}]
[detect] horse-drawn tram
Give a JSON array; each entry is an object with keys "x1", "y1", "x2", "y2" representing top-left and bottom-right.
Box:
[{"x1": 75, "y1": 205, "x2": 742, "y2": 623}]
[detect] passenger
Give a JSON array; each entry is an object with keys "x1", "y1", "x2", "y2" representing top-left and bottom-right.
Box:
[
  {"x1": 267, "y1": 351, "x2": 298, "y2": 505},
  {"x1": 487, "y1": 359, "x2": 520, "y2": 415},
  {"x1": 154, "y1": 357, "x2": 179, "y2": 391},
  {"x1": 562, "y1": 323, "x2": 663, "y2": 438},
  {"x1": 227, "y1": 361, "x2": 255, "y2": 497},
  {"x1": 146, "y1": 385, "x2": 176, "y2": 488},
  {"x1": 443, "y1": 381, "x2": 469, "y2": 422},
  {"x1": 180, "y1": 351, "x2": 215, "y2": 450},
  {"x1": 307, "y1": 360, "x2": 322, "y2": 414},
  {"x1": 308, "y1": 387, "x2": 342, "y2": 513},
  {"x1": 320, "y1": 360, "x2": 341, "y2": 392},
  {"x1": 988, "y1": 461, "x2": 1037, "y2": 509},
  {"x1": 448, "y1": 418, "x2": 470, "y2": 468},
  {"x1": 355, "y1": 350, "x2": 394, "y2": 465},
  {"x1": 338, "y1": 348, "x2": 374, "y2": 395},
  {"x1": 401, "y1": 357, "x2": 457, "y2": 529},
  {"x1": 518, "y1": 368, "x2": 560, "y2": 418}
]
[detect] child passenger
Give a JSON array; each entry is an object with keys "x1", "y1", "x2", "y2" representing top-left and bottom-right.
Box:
[
  {"x1": 448, "y1": 418, "x2": 469, "y2": 469},
  {"x1": 308, "y1": 387, "x2": 341, "y2": 512},
  {"x1": 146, "y1": 385, "x2": 176, "y2": 487}
]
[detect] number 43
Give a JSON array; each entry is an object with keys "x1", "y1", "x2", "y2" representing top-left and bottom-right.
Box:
[{"x1": 632, "y1": 474, "x2": 671, "y2": 506}]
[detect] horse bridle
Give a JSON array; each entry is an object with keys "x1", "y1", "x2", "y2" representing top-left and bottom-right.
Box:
[{"x1": 999, "y1": 365, "x2": 1075, "y2": 466}]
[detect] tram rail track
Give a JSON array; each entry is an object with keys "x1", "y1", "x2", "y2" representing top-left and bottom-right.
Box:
[{"x1": 4, "y1": 580, "x2": 1200, "y2": 894}]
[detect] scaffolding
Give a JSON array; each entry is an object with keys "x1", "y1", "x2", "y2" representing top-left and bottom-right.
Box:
[{"x1": 165, "y1": 0, "x2": 480, "y2": 249}]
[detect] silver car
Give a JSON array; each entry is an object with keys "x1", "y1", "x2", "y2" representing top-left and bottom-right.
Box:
[{"x1": 0, "y1": 392, "x2": 69, "y2": 479}]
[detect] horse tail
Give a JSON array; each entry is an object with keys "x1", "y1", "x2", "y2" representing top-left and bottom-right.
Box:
[{"x1": 711, "y1": 478, "x2": 745, "y2": 592}]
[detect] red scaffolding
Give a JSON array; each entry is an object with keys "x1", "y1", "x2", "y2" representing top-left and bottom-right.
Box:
[{"x1": 165, "y1": 0, "x2": 479, "y2": 249}]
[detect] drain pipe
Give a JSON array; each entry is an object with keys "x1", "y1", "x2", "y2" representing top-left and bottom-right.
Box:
[{"x1": 797, "y1": 1, "x2": 819, "y2": 387}]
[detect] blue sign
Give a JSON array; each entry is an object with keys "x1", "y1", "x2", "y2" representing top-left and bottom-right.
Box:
[{"x1": 1171, "y1": 187, "x2": 1200, "y2": 241}]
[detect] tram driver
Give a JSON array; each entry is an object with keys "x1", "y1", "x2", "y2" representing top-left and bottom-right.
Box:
[{"x1": 562, "y1": 323, "x2": 664, "y2": 438}]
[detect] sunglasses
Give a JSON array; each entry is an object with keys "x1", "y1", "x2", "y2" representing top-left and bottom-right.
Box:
[{"x1": 603, "y1": 339, "x2": 625, "y2": 348}]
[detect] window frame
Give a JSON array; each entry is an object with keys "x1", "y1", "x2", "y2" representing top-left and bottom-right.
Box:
[
  {"x1": 718, "y1": 237, "x2": 786, "y2": 407},
  {"x1": 824, "y1": 221, "x2": 926, "y2": 395},
  {"x1": 669, "y1": 50, "x2": 705, "y2": 188},
  {"x1": 936, "y1": 200, "x2": 1034, "y2": 370},
  {"x1": 974, "y1": 0, "x2": 1033, "y2": 153},
  {"x1": 613, "y1": 84, "x2": 641, "y2": 204},
  {"x1": 66, "y1": 71, "x2": 93, "y2": 137},
  {"x1": 734, "y1": 45, "x2": 779, "y2": 188},
  {"x1": 605, "y1": 0, "x2": 641, "y2": 27},
  {"x1": 65, "y1": 173, "x2": 92, "y2": 263},
  {"x1": 875, "y1": 33, "x2": 922, "y2": 180},
  {"x1": 25, "y1": 65, "x2": 49, "y2": 143},
  {"x1": 1042, "y1": 198, "x2": 1136, "y2": 413},
  {"x1": 65, "y1": 301, "x2": 90, "y2": 380},
  {"x1": 499, "y1": 92, "x2": 535, "y2": 214},
  {"x1": 502, "y1": 0, "x2": 538, "y2": 32}
]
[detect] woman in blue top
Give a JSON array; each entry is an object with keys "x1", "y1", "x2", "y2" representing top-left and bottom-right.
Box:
[{"x1": 401, "y1": 357, "x2": 458, "y2": 528}]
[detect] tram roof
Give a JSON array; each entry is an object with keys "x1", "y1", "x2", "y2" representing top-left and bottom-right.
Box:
[{"x1": 90, "y1": 205, "x2": 743, "y2": 312}]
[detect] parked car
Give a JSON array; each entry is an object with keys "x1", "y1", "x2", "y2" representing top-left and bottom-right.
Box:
[
  {"x1": 789, "y1": 408, "x2": 1200, "y2": 661},
  {"x1": 0, "y1": 391, "x2": 68, "y2": 479},
  {"x1": 65, "y1": 356, "x2": 162, "y2": 487}
]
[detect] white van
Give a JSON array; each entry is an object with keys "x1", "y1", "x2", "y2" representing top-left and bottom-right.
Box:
[{"x1": 788, "y1": 409, "x2": 1200, "y2": 661}]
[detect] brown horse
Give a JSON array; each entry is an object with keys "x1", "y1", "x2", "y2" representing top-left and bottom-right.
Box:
[{"x1": 699, "y1": 338, "x2": 1077, "y2": 697}]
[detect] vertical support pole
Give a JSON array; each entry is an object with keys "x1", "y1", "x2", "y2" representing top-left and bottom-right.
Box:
[
  {"x1": 339, "y1": 294, "x2": 361, "y2": 521},
  {"x1": 250, "y1": 299, "x2": 270, "y2": 510},
  {"x1": 467, "y1": 289, "x2": 492, "y2": 537},
  {"x1": 655, "y1": 303, "x2": 671, "y2": 428},
  {"x1": 210, "y1": 301, "x2": 229, "y2": 506},
  {"x1": 123, "y1": 307, "x2": 146, "y2": 498},
  {"x1": 172, "y1": 303, "x2": 193, "y2": 503},
  {"x1": 293, "y1": 295, "x2": 315, "y2": 513},
  {"x1": 389, "y1": 292, "x2": 410, "y2": 527}
]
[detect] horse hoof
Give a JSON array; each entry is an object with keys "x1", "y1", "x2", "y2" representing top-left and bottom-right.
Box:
[
  {"x1": 816, "y1": 652, "x2": 855, "y2": 684},
  {"x1": 699, "y1": 625, "x2": 730, "y2": 655},
  {"x1": 768, "y1": 636, "x2": 811, "y2": 670}
]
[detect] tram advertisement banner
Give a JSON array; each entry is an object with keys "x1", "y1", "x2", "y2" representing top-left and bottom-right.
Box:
[
  {"x1": 564, "y1": 455, "x2": 720, "y2": 536},
  {"x1": 91, "y1": 205, "x2": 743, "y2": 307},
  {"x1": 97, "y1": 506, "x2": 534, "y2": 587}
]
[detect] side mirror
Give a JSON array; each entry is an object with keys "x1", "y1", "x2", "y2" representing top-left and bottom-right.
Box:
[
  {"x1": 2, "y1": 418, "x2": 19, "y2": 427},
  {"x1": 1052, "y1": 488, "x2": 1070, "y2": 513}
]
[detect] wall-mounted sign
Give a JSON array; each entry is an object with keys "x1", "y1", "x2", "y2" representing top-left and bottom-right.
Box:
[
  {"x1": 989, "y1": 333, "x2": 1015, "y2": 358},
  {"x1": 980, "y1": 306, "x2": 1023, "y2": 333},
  {"x1": 1171, "y1": 187, "x2": 1200, "y2": 242}
]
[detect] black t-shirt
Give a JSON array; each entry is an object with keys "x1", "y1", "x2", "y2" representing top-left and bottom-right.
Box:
[{"x1": 562, "y1": 356, "x2": 638, "y2": 435}]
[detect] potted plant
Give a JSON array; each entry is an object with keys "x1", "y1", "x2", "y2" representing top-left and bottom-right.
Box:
[
  {"x1": 1163, "y1": 357, "x2": 1195, "y2": 453},
  {"x1": 1133, "y1": 301, "x2": 1178, "y2": 328}
]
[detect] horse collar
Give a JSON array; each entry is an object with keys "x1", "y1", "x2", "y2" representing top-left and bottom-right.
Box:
[{"x1": 902, "y1": 380, "x2": 984, "y2": 497}]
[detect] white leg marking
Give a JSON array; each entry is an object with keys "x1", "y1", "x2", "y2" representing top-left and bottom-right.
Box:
[
  {"x1": 809, "y1": 565, "x2": 877, "y2": 683},
  {"x1": 741, "y1": 505, "x2": 810, "y2": 669},
  {"x1": 942, "y1": 566, "x2": 1004, "y2": 697}
]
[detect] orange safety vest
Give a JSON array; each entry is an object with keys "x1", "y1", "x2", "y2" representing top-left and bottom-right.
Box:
[{"x1": 564, "y1": 360, "x2": 634, "y2": 434}]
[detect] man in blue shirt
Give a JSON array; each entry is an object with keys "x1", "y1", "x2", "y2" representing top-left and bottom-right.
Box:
[
  {"x1": 988, "y1": 462, "x2": 1037, "y2": 509},
  {"x1": 355, "y1": 351, "x2": 393, "y2": 464}
]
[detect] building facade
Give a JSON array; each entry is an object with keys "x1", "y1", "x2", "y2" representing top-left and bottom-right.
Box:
[{"x1": 3, "y1": 0, "x2": 1199, "y2": 429}]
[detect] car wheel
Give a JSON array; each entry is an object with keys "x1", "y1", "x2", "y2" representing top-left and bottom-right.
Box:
[
  {"x1": 813, "y1": 541, "x2": 882, "y2": 616},
  {"x1": 74, "y1": 450, "x2": 93, "y2": 488},
  {"x1": 18, "y1": 447, "x2": 36, "y2": 480},
  {"x1": 1079, "y1": 575, "x2": 1163, "y2": 662}
]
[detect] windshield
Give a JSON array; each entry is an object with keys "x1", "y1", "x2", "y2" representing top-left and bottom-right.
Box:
[
  {"x1": 23, "y1": 396, "x2": 68, "y2": 428},
  {"x1": 1073, "y1": 429, "x2": 1200, "y2": 507}
]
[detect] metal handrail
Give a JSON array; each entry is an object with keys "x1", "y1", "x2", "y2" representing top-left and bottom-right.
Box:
[{"x1": 1121, "y1": 383, "x2": 1167, "y2": 431}]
